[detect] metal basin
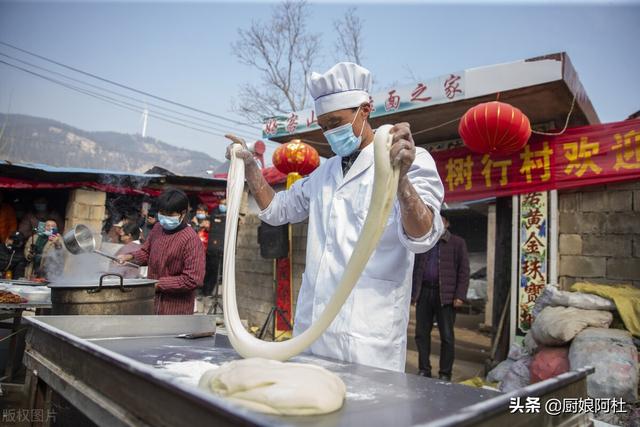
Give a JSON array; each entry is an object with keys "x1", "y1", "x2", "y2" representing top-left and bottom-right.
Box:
[{"x1": 48, "y1": 273, "x2": 156, "y2": 315}]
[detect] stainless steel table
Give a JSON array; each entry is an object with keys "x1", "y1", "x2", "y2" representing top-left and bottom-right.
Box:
[{"x1": 22, "y1": 315, "x2": 592, "y2": 427}]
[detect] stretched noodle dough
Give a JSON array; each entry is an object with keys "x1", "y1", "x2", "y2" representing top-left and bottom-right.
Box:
[
  {"x1": 222, "y1": 124, "x2": 399, "y2": 360},
  {"x1": 198, "y1": 358, "x2": 346, "y2": 415}
]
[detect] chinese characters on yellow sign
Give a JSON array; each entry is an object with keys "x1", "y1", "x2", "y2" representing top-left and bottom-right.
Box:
[{"x1": 517, "y1": 192, "x2": 548, "y2": 335}]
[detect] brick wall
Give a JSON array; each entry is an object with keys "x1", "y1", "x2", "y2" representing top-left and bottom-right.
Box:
[
  {"x1": 63, "y1": 189, "x2": 108, "y2": 275},
  {"x1": 558, "y1": 180, "x2": 640, "y2": 289},
  {"x1": 235, "y1": 214, "x2": 308, "y2": 335},
  {"x1": 64, "y1": 189, "x2": 107, "y2": 236}
]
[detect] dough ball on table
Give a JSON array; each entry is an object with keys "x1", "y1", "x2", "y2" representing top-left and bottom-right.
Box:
[{"x1": 198, "y1": 358, "x2": 346, "y2": 416}]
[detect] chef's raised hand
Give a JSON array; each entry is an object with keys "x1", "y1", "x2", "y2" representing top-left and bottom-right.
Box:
[
  {"x1": 225, "y1": 134, "x2": 276, "y2": 210},
  {"x1": 225, "y1": 134, "x2": 254, "y2": 166},
  {"x1": 389, "y1": 122, "x2": 416, "y2": 178},
  {"x1": 391, "y1": 122, "x2": 434, "y2": 239}
]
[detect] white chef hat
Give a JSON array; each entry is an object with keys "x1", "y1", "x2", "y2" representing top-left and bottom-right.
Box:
[{"x1": 308, "y1": 62, "x2": 372, "y2": 116}]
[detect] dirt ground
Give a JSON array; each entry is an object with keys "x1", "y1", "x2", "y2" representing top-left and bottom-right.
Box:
[{"x1": 405, "y1": 305, "x2": 492, "y2": 382}]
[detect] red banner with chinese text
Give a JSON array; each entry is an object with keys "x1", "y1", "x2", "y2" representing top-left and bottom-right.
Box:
[{"x1": 431, "y1": 119, "x2": 640, "y2": 203}]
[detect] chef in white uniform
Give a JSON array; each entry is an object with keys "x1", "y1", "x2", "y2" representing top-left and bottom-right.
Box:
[{"x1": 226, "y1": 62, "x2": 445, "y2": 372}]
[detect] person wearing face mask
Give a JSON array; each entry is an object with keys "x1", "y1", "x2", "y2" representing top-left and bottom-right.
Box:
[
  {"x1": 190, "y1": 203, "x2": 209, "y2": 231},
  {"x1": 225, "y1": 62, "x2": 445, "y2": 372},
  {"x1": 0, "y1": 231, "x2": 27, "y2": 279},
  {"x1": 215, "y1": 199, "x2": 227, "y2": 215},
  {"x1": 116, "y1": 189, "x2": 205, "y2": 315},
  {"x1": 24, "y1": 219, "x2": 64, "y2": 280},
  {"x1": 18, "y1": 197, "x2": 64, "y2": 239}
]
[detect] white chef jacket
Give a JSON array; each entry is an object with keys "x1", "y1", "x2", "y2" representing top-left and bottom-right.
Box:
[{"x1": 259, "y1": 141, "x2": 445, "y2": 372}]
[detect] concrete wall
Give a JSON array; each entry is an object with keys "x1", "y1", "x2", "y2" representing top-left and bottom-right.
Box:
[
  {"x1": 558, "y1": 180, "x2": 640, "y2": 289},
  {"x1": 234, "y1": 210, "x2": 308, "y2": 335}
]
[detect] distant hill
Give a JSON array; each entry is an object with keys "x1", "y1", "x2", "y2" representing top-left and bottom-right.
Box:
[{"x1": 0, "y1": 114, "x2": 221, "y2": 177}]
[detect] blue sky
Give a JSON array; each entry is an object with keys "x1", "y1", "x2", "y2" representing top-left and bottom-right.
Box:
[{"x1": 0, "y1": 0, "x2": 638, "y2": 168}]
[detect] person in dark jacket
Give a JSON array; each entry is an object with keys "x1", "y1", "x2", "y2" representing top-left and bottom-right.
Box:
[
  {"x1": 141, "y1": 207, "x2": 158, "y2": 242},
  {"x1": 411, "y1": 216, "x2": 469, "y2": 381},
  {"x1": 0, "y1": 231, "x2": 27, "y2": 279}
]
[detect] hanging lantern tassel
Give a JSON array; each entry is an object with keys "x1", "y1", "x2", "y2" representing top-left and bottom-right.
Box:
[
  {"x1": 271, "y1": 141, "x2": 320, "y2": 339},
  {"x1": 458, "y1": 101, "x2": 532, "y2": 156}
]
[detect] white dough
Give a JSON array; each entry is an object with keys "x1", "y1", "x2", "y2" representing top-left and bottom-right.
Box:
[{"x1": 198, "y1": 358, "x2": 346, "y2": 415}]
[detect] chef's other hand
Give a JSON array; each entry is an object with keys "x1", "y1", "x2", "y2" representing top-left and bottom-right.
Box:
[
  {"x1": 225, "y1": 134, "x2": 254, "y2": 166},
  {"x1": 453, "y1": 298, "x2": 464, "y2": 308},
  {"x1": 116, "y1": 254, "x2": 133, "y2": 265},
  {"x1": 389, "y1": 122, "x2": 416, "y2": 178}
]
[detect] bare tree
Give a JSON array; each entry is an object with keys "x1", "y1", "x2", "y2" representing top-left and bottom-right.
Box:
[
  {"x1": 231, "y1": 0, "x2": 321, "y2": 123},
  {"x1": 333, "y1": 7, "x2": 364, "y2": 65}
]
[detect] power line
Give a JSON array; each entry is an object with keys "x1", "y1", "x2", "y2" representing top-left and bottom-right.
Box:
[
  {"x1": 0, "y1": 59, "x2": 256, "y2": 141},
  {"x1": 0, "y1": 51, "x2": 255, "y2": 137},
  {"x1": 0, "y1": 59, "x2": 251, "y2": 140},
  {"x1": 0, "y1": 40, "x2": 262, "y2": 131}
]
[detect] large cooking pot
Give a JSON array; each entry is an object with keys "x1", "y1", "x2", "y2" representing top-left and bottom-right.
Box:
[{"x1": 48, "y1": 273, "x2": 156, "y2": 315}]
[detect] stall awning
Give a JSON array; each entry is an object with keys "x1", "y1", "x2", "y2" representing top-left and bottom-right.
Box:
[
  {"x1": 263, "y1": 52, "x2": 599, "y2": 158},
  {"x1": 0, "y1": 160, "x2": 227, "y2": 198}
]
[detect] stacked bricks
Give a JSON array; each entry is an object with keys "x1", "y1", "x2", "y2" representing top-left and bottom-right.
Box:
[
  {"x1": 558, "y1": 180, "x2": 640, "y2": 289},
  {"x1": 62, "y1": 189, "x2": 108, "y2": 275},
  {"x1": 64, "y1": 189, "x2": 107, "y2": 240}
]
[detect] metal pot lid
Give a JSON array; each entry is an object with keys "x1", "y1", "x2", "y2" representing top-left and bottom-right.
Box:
[{"x1": 48, "y1": 277, "x2": 158, "y2": 289}]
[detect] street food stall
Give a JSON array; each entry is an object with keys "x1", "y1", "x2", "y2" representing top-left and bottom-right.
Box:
[{"x1": 5, "y1": 52, "x2": 635, "y2": 426}]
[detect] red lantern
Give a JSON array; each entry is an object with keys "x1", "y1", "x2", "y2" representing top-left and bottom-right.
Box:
[
  {"x1": 272, "y1": 141, "x2": 320, "y2": 176},
  {"x1": 458, "y1": 101, "x2": 532, "y2": 156}
]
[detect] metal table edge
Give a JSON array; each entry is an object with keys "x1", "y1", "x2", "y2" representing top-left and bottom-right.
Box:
[
  {"x1": 421, "y1": 366, "x2": 595, "y2": 427},
  {"x1": 23, "y1": 316, "x2": 274, "y2": 426}
]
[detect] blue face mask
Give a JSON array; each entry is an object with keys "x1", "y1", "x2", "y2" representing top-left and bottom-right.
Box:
[
  {"x1": 158, "y1": 214, "x2": 182, "y2": 230},
  {"x1": 196, "y1": 213, "x2": 206, "y2": 220},
  {"x1": 218, "y1": 204, "x2": 227, "y2": 213},
  {"x1": 323, "y1": 107, "x2": 365, "y2": 157}
]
